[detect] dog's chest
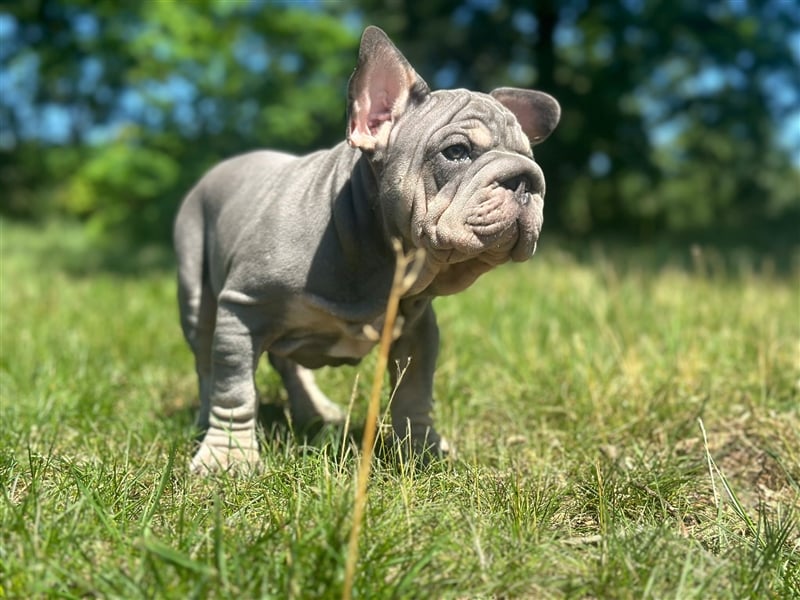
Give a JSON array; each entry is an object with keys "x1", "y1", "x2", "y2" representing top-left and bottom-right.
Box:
[{"x1": 267, "y1": 300, "x2": 403, "y2": 369}]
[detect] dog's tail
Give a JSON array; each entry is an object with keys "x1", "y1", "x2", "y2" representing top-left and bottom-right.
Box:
[{"x1": 174, "y1": 185, "x2": 210, "y2": 347}]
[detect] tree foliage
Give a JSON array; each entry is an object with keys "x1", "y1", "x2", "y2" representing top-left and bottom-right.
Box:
[
  {"x1": 1, "y1": 0, "x2": 357, "y2": 241},
  {"x1": 1, "y1": 0, "x2": 798, "y2": 245}
]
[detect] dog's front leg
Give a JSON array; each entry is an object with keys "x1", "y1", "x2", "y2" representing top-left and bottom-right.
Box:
[
  {"x1": 190, "y1": 300, "x2": 264, "y2": 475},
  {"x1": 388, "y1": 300, "x2": 450, "y2": 460}
]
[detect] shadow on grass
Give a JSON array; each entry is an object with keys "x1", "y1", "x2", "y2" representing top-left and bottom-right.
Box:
[
  {"x1": 43, "y1": 236, "x2": 176, "y2": 278},
  {"x1": 550, "y1": 223, "x2": 799, "y2": 279},
  {"x1": 1, "y1": 218, "x2": 175, "y2": 278},
  {"x1": 162, "y1": 395, "x2": 364, "y2": 457},
  {"x1": 162, "y1": 396, "x2": 450, "y2": 474},
  {"x1": 64, "y1": 240, "x2": 176, "y2": 277}
]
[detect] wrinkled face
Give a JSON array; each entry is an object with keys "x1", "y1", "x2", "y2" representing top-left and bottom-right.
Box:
[{"x1": 382, "y1": 90, "x2": 545, "y2": 268}]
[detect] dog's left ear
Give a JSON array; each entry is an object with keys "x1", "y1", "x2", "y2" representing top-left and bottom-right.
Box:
[
  {"x1": 347, "y1": 26, "x2": 430, "y2": 153},
  {"x1": 490, "y1": 88, "x2": 561, "y2": 146}
]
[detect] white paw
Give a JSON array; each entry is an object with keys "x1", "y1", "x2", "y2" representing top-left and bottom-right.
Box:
[
  {"x1": 289, "y1": 394, "x2": 346, "y2": 430},
  {"x1": 190, "y1": 432, "x2": 261, "y2": 475}
]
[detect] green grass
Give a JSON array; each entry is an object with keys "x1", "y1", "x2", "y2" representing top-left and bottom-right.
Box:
[{"x1": 1, "y1": 219, "x2": 798, "y2": 599}]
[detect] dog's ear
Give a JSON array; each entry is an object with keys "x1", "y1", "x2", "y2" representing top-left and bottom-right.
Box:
[
  {"x1": 347, "y1": 26, "x2": 430, "y2": 153},
  {"x1": 490, "y1": 88, "x2": 561, "y2": 146}
]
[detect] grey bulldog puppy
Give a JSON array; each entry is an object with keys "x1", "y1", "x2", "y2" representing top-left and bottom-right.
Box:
[{"x1": 174, "y1": 26, "x2": 560, "y2": 474}]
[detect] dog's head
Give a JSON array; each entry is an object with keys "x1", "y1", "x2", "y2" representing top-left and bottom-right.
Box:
[{"x1": 347, "y1": 26, "x2": 560, "y2": 295}]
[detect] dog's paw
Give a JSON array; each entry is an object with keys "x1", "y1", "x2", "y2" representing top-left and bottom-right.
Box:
[
  {"x1": 411, "y1": 434, "x2": 455, "y2": 465},
  {"x1": 289, "y1": 399, "x2": 346, "y2": 431},
  {"x1": 382, "y1": 428, "x2": 455, "y2": 468},
  {"x1": 190, "y1": 432, "x2": 261, "y2": 476}
]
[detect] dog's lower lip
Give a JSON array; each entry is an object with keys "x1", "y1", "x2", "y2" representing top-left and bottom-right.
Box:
[
  {"x1": 510, "y1": 225, "x2": 536, "y2": 261},
  {"x1": 511, "y1": 241, "x2": 533, "y2": 261}
]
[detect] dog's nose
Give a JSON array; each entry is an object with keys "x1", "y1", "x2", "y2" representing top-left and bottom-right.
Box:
[
  {"x1": 499, "y1": 175, "x2": 535, "y2": 206},
  {"x1": 499, "y1": 165, "x2": 545, "y2": 199},
  {"x1": 499, "y1": 175, "x2": 528, "y2": 193}
]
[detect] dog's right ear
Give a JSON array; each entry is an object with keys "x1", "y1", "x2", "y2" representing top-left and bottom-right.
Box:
[{"x1": 347, "y1": 26, "x2": 430, "y2": 153}]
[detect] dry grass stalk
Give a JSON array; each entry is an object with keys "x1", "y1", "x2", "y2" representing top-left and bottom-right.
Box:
[{"x1": 342, "y1": 240, "x2": 425, "y2": 600}]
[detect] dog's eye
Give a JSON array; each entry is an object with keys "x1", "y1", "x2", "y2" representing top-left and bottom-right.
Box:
[{"x1": 441, "y1": 144, "x2": 471, "y2": 162}]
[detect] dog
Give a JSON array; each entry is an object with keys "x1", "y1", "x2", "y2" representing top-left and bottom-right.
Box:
[{"x1": 174, "y1": 26, "x2": 560, "y2": 473}]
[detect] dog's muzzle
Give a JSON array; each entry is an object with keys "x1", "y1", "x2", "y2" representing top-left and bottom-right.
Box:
[{"x1": 420, "y1": 153, "x2": 545, "y2": 264}]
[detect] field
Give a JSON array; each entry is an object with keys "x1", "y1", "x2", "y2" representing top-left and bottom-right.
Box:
[{"x1": 1, "y1": 219, "x2": 798, "y2": 598}]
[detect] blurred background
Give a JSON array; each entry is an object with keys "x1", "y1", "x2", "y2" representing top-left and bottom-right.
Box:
[{"x1": 1, "y1": 0, "x2": 798, "y2": 255}]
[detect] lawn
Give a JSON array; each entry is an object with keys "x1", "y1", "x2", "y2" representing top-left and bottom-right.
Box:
[{"x1": 1, "y1": 219, "x2": 798, "y2": 598}]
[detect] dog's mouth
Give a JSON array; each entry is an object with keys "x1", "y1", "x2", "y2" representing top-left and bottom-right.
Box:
[
  {"x1": 465, "y1": 178, "x2": 542, "y2": 262},
  {"x1": 416, "y1": 155, "x2": 544, "y2": 265}
]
